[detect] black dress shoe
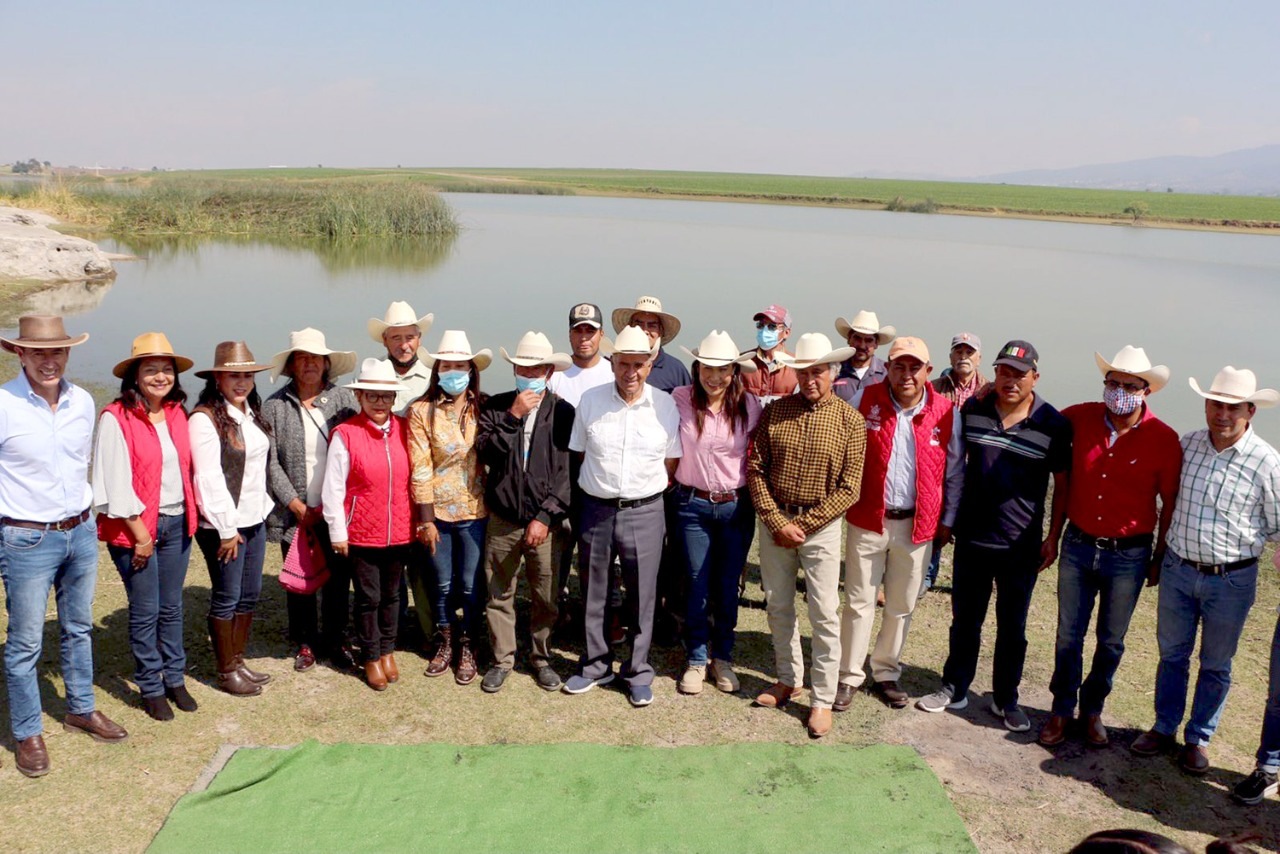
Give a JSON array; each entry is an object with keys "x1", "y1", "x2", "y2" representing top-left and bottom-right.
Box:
[
  {"x1": 16, "y1": 735, "x2": 49, "y2": 777},
  {"x1": 1179, "y1": 743, "x2": 1210, "y2": 775},
  {"x1": 534, "y1": 665, "x2": 563, "y2": 692},
  {"x1": 143, "y1": 695, "x2": 175, "y2": 722},
  {"x1": 166, "y1": 684, "x2": 199, "y2": 713},
  {"x1": 481, "y1": 666, "x2": 509, "y2": 694},
  {"x1": 832, "y1": 683, "x2": 856, "y2": 713}
]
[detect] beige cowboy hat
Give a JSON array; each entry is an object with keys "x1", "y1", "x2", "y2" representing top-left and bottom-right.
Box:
[
  {"x1": 424, "y1": 330, "x2": 492, "y2": 371},
  {"x1": 1, "y1": 315, "x2": 89, "y2": 353},
  {"x1": 680, "y1": 330, "x2": 757, "y2": 372},
  {"x1": 367, "y1": 300, "x2": 434, "y2": 344},
  {"x1": 1189, "y1": 366, "x2": 1280, "y2": 408},
  {"x1": 777, "y1": 333, "x2": 856, "y2": 369},
  {"x1": 611, "y1": 295, "x2": 681, "y2": 345},
  {"x1": 1094, "y1": 346, "x2": 1170, "y2": 394},
  {"x1": 611, "y1": 325, "x2": 660, "y2": 359},
  {"x1": 194, "y1": 341, "x2": 272, "y2": 379},
  {"x1": 500, "y1": 331, "x2": 572, "y2": 372},
  {"x1": 271, "y1": 328, "x2": 358, "y2": 380},
  {"x1": 345, "y1": 357, "x2": 408, "y2": 393},
  {"x1": 834, "y1": 310, "x2": 896, "y2": 346},
  {"x1": 112, "y1": 332, "x2": 194, "y2": 378}
]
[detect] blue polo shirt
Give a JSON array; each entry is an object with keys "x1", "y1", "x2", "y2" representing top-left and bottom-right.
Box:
[
  {"x1": 645, "y1": 347, "x2": 691, "y2": 394},
  {"x1": 954, "y1": 392, "x2": 1072, "y2": 550}
]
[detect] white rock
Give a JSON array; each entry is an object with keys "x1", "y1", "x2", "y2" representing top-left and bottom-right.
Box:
[{"x1": 0, "y1": 205, "x2": 115, "y2": 284}]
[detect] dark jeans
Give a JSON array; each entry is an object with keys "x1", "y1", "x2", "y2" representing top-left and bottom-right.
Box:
[
  {"x1": 1049, "y1": 526, "x2": 1149, "y2": 716},
  {"x1": 281, "y1": 526, "x2": 352, "y2": 653},
  {"x1": 429, "y1": 517, "x2": 488, "y2": 638},
  {"x1": 350, "y1": 545, "x2": 409, "y2": 662},
  {"x1": 1257, "y1": 615, "x2": 1280, "y2": 771},
  {"x1": 925, "y1": 544, "x2": 943, "y2": 589},
  {"x1": 196, "y1": 522, "x2": 267, "y2": 619},
  {"x1": 108, "y1": 513, "x2": 192, "y2": 698},
  {"x1": 676, "y1": 487, "x2": 754, "y2": 664},
  {"x1": 941, "y1": 538, "x2": 1041, "y2": 709}
]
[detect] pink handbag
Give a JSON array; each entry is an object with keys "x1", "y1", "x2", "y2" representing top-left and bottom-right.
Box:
[{"x1": 279, "y1": 524, "x2": 330, "y2": 595}]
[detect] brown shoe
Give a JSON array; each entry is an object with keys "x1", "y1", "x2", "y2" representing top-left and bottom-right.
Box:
[
  {"x1": 365, "y1": 659, "x2": 388, "y2": 691},
  {"x1": 1130, "y1": 729, "x2": 1175, "y2": 757},
  {"x1": 1083, "y1": 713, "x2": 1109, "y2": 748},
  {"x1": 425, "y1": 627, "x2": 453, "y2": 677},
  {"x1": 455, "y1": 637, "x2": 478, "y2": 685},
  {"x1": 293, "y1": 644, "x2": 316, "y2": 672},
  {"x1": 1179, "y1": 743, "x2": 1210, "y2": 775},
  {"x1": 832, "y1": 683, "x2": 856, "y2": 712},
  {"x1": 380, "y1": 653, "x2": 399, "y2": 683},
  {"x1": 63, "y1": 711, "x2": 128, "y2": 743},
  {"x1": 754, "y1": 682, "x2": 803, "y2": 709},
  {"x1": 15, "y1": 735, "x2": 50, "y2": 777},
  {"x1": 807, "y1": 707, "x2": 833, "y2": 738},
  {"x1": 874, "y1": 680, "x2": 909, "y2": 709},
  {"x1": 1038, "y1": 714, "x2": 1069, "y2": 747}
]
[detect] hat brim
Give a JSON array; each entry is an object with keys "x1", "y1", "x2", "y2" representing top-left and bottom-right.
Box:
[
  {"x1": 194, "y1": 363, "x2": 272, "y2": 380},
  {"x1": 610, "y1": 308, "x2": 681, "y2": 345},
  {"x1": 833, "y1": 318, "x2": 895, "y2": 346},
  {"x1": 1, "y1": 332, "x2": 90, "y2": 353},
  {"x1": 777, "y1": 346, "x2": 857, "y2": 369},
  {"x1": 367, "y1": 312, "x2": 434, "y2": 345},
  {"x1": 112, "y1": 352, "x2": 195, "y2": 379},
  {"x1": 425, "y1": 348, "x2": 492, "y2": 371},
  {"x1": 679, "y1": 345, "x2": 758, "y2": 373},
  {"x1": 500, "y1": 347, "x2": 572, "y2": 372},
  {"x1": 1188, "y1": 377, "x2": 1280, "y2": 408},
  {"x1": 1094, "y1": 352, "x2": 1169, "y2": 394},
  {"x1": 271, "y1": 348, "x2": 359, "y2": 381}
]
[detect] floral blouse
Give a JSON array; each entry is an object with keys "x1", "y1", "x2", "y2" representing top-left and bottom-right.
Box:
[{"x1": 407, "y1": 399, "x2": 487, "y2": 522}]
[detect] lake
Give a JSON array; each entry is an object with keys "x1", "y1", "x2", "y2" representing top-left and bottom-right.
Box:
[{"x1": 8, "y1": 193, "x2": 1280, "y2": 441}]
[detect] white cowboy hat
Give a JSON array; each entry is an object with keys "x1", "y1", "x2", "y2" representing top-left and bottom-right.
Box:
[
  {"x1": 680, "y1": 330, "x2": 757, "y2": 372},
  {"x1": 424, "y1": 330, "x2": 492, "y2": 371},
  {"x1": 271, "y1": 327, "x2": 358, "y2": 380},
  {"x1": 367, "y1": 301, "x2": 434, "y2": 344},
  {"x1": 610, "y1": 295, "x2": 682, "y2": 345},
  {"x1": 345, "y1": 357, "x2": 408, "y2": 393},
  {"x1": 834, "y1": 310, "x2": 896, "y2": 346},
  {"x1": 1189, "y1": 366, "x2": 1279, "y2": 408},
  {"x1": 500, "y1": 331, "x2": 572, "y2": 372},
  {"x1": 611, "y1": 325, "x2": 660, "y2": 358},
  {"x1": 1094, "y1": 346, "x2": 1170, "y2": 394},
  {"x1": 777, "y1": 333, "x2": 856, "y2": 369}
]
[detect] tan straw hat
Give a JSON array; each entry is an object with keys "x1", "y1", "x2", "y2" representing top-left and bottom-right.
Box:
[
  {"x1": 500, "y1": 332, "x2": 572, "y2": 372},
  {"x1": 777, "y1": 333, "x2": 856, "y2": 369},
  {"x1": 345, "y1": 357, "x2": 408, "y2": 393},
  {"x1": 112, "y1": 332, "x2": 194, "y2": 378},
  {"x1": 0, "y1": 315, "x2": 89, "y2": 353},
  {"x1": 680, "y1": 330, "x2": 757, "y2": 372},
  {"x1": 1189, "y1": 366, "x2": 1279, "y2": 408},
  {"x1": 194, "y1": 341, "x2": 272, "y2": 379},
  {"x1": 834, "y1": 310, "x2": 896, "y2": 346},
  {"x1": 271, "y1": 328, "x2": 358, "y2": 380},
  {"x1": 610, "y1": 296, "x2": 682, "y2": 345},
  {"x1": 424, "y1": 330, "x2": 492, "y2": 371},
  {"x1": 367, "y1": 301, "x2": 434, "y2": 344},
  {"x1": 1094, "y1": 346, "x2": 1170, "y2": 394}
]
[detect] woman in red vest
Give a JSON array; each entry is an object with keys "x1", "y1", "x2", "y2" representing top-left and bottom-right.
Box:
[
  {"x1": 92, "y1": 333, "x2": 200, "y2": 721},
  {"x1": 322, "y1": 359, "x2": 414, "y2": 691}
]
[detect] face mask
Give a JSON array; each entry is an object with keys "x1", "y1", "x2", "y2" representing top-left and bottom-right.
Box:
[
  {"x1": 438, "y1": 370, "x2": 470, "y2": 396},
  {"x1": 757, "y1": 327, "x2": 781, "y2": 350},
  {"x1": 1103, "y1": 384, "x2": 1143, "y2": 416},
  {"x1": 514, "y1": 375, "x2": 546, "y2": 395}
]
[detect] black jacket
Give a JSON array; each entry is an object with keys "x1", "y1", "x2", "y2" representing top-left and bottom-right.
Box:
[{"x1": 476, "y1": 391, "x2": 575, "y2": 528}]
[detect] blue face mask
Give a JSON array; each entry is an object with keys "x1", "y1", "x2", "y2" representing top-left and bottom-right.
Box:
[
  {"x1": 514, "y1": 375, "x2": 547, "y2": 395},
  {"x1": 438, "y1": 370, "x2": 470, "y2": 396},
  {"x1": 757, "y1": 327, "x2": 781, "y2": 350}
]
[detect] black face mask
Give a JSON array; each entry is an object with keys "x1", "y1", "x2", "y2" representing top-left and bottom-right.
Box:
[{"x1": 387, "y1": 353, "x2": 418, "y2": 371}]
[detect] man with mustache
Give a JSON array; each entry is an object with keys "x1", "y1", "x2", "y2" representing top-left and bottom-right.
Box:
[
  {"x1": 369, "y1": 301, "x2": 434, "y2": 416},
  {"x1": 834, "y1": 309, "x2": 895, "y2": 397}
]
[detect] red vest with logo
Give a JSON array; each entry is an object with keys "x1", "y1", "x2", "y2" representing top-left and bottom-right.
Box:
[
  {"x1": 96, "y1": 401, "x2": 199, "y2": 547},
  {"x1": 333, "y1": 413, "x2": 412, "y2": 548},
  {"x1": 845, "y1": 383, "x2": 953, "y2": 543}
]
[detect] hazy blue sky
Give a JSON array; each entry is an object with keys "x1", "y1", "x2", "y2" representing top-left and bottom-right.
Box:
[{"x1": 5, "y1": 1, "x2": 1277, "y2": 176}]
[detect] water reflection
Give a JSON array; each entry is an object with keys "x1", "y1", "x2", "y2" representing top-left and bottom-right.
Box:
[
  {"x1": 1, "y1": 278, "x2": 115, "y2": 326},
  {"x1": 113, "y1": 232, "x2": 458, "y2": 274}
]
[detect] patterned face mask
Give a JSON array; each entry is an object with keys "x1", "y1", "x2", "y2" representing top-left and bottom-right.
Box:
[{"x1": 1103, "y1": 384, "x2": 1143, "y2": 416}]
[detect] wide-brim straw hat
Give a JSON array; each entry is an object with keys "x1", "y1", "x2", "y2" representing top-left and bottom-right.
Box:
[
  {"x1": 611, "y1": 325, "x2": 660, "y2": 358},
  {"x1": 1094, "y1": 346, "x2": 1170, "y2": 394},
  {"x1": 1189, "y1": 366, "x2": 1279, "y2": 408},
  {"x1": 834, "y1": 310, "x2": 896, "y2": 346},
  {"x1": 345, "y1": 357, "x2": 408, "y2": 393},
  {"x1": 777, "y1": 333, "x2": 857, "y2": 369},
  {"x1": 0, "y1": 315, "x2": 89, "y2": 353},
  {"x1": 271, "y1": 327, "x2": 358, "y2": 380},
  {"x1": 500, "y1": 331, "x2": 572, "y2": 372},
  {"x1": 367, "y1": 301, "x2": 434, "y2": 344},
  {"x1": 112, "y1": 332, "x2": 193, "y2": 378},
  {"x1": 424, "y1": 330, "x2": 492, "y2": 371},
  {"x1": 680, "y1": 330, "x2": 757, "y2": 372},
  {"x1": 611, "y1": 296, "x2": 681, "y2": 345},
  {"x1": 194, "y1": 341, "x2": 272, "y2": 379}
]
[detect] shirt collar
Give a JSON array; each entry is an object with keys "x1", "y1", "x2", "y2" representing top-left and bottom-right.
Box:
[
  {"x1": 223, "y1": 401, "x2": 247, "y2": 423},
  {"x1": 15, "y1": 369, "x2": 71, "y2": 406},
  {"x1": 611, "y1": 383, "x2": 653, "y2": 407}
]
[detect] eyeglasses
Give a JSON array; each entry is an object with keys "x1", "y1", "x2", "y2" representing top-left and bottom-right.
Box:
[
  {"x1": 362, "y1": 392, "x2": 397, "y2": 404},
  {"x1": 1103, "y1": 379, "x2": 1147, "y2": 394},
  {"x1": 755, "y1": 322, "x2": 781, "y2": 331}
]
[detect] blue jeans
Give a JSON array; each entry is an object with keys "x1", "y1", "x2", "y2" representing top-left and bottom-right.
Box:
[
  {"x1": 1049, "y1": 526, "x2": 1149, "y2": 716},
  {"x1": 924, "y1": 544, "x2": 942, "y2": 589},
  {"x1": 1154, "y1": 551, "x2": 1257, "y2": 745},
  {"x1": 429, "y1": 517, "x2": 488, "y2": 637},
  {"x1": 676, "y1": 488, "x2": 754, "y2": 664},
  {"x1": 1256, "y1": 615, "x2": 1280, "y2": 771},
  {"x1": 196, "y1": 522, "x2": 267, "y2": 619},
  {"x1": 0, "y1": 517, "x2": 100, "y2": 741},
  {"x1": 108, "y1": 513, "x2": 192, "y2": 698}
]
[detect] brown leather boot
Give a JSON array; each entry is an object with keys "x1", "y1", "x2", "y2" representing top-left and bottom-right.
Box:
[
  {"x1": 209, "y1": 616, "x2": 261, "y2": 696},
  {"x1": 425, "y1": 626, "x2": 452, "y2": 677},
  {"x1": 455, "y1": 636, "x2": 477, "y2": 685},
  {"x1": 380, "y1": 653, "x2": 399, "y2": 683},
  {"x1": 365, "y1": 659, "x2": 388, "y2": 691},
  {"x1": 231, "y1": 613, "x2": 271, "y2": 685}
]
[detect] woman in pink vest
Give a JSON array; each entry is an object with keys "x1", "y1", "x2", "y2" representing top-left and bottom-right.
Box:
[
  {"x1": 92, "y1": 333, "x2": 200, "y2": 721},
  {"x1": 322, "y1": 359, "x2": 414, "y2": 691}
]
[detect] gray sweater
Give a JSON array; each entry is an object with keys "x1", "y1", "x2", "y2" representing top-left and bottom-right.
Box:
[{"x1": 261, "y1": 381, "x2": 359, "y2": 544}]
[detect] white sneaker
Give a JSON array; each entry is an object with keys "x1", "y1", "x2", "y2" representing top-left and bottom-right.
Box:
[
  {"x1": 678, "y1": 664, "x2": 706, "y2": 695},
  {"x1": 915, "y1": 684, "x2": 968, "y2": 712},
  {"x1": 707, "y1": 659, "x2": 740, "y2": 693}
]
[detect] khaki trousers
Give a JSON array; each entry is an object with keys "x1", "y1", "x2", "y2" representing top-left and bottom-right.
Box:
[
  {"x1": 484, "y1": 515, "x2": 558, "y2": 670},
  {"x1": 757, "y1": 517, "x2": 843, "y2": 708},
  {"x1": 839, "y1": 517, "x2": 932, "y2": 686}
]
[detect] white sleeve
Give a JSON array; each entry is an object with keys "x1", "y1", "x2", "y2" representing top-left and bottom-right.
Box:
[
  {"x1": 568, "y1": 395, "x2": 588, "y2": 452},
  {"x1": 190, "y1": 411, "x2": 238, "y2": 539},
  {"x1": 321, "y1": 432, "x2": 352, "y2": 544},
  {"x1": 91, "y1": 412, "x2": 146, "y2": 519}
]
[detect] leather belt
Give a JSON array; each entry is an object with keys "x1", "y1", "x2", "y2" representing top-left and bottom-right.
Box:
[
  {"x1": 684, "y1": 486, "x2": 744, "y2": 504},
  {"x1": 589, "y1": 492, "x2": 663, "y2": 510},
  {"x1": 1, "y1": 508, "x2": 91, "y2": 532},
  {"x1": 884, "y1": 508, "x2": 915, "y2": 521},
  {"x1": 1068, "y1": 523, "x2": 1154, "y2": 552},
  {"x1": 1183, "y1": 556, "x2": 1256, "y2": 576},
  {"x1": 779, "y1": 503, "x2": 813, "y2": 516}
]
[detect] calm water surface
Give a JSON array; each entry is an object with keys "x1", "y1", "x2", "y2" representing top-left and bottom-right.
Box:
[{"x1": 9, "y1": 193, "x2": 1280, "y2": 441}]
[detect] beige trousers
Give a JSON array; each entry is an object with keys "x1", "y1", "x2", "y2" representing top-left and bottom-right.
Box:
[{"x1": 484, "y1": 515, "x2": 558, "y2": 670}]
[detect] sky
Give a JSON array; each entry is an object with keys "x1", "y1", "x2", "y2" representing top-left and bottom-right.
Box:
[{"x1": 4, "y1": 1, "x2": 1279, "y2": 177}]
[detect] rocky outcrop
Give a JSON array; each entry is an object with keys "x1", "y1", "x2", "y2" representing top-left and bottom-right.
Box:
[{"x1": 0, "y1": 206, "x2": 115, "y2": 284}]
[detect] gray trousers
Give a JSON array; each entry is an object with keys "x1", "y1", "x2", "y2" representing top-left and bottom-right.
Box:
[{"x1": 578, "y1": 494, "x2": 665, "y2": 687}]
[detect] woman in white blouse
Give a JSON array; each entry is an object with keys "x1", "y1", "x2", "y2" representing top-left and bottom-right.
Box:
[{"x1": 189, "y1": 342, "x2": 274, "y2": 696}]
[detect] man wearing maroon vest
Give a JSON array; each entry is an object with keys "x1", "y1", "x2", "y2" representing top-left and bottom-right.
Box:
[{"x1": 835, "y1": 337, "x2": 963, "y2": 711}]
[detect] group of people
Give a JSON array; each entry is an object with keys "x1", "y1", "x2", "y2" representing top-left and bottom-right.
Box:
[{"x1": 1, "y1": 296, "x2": 1278, "y2": 813}]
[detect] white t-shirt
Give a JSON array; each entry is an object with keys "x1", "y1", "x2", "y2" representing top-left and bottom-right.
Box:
[{"x1": 548, "y1": 359, "x2": 613, "y2": 408}]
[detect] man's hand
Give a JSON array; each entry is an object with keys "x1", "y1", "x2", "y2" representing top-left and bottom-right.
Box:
[
  {"x1": 524, "y1": 519, "x2": 550, "y2": 549},
  {"x1": 1037, "y1": 536, "x2": 1059, "y2": 572},
  {"x1": 773, "y1": 522, "x2": 806, "y2": 549},
  {"x1": 510, "y1": 390, "x2": 541, "y2": 420},
  {"x1": 1146, "y1": 551, "x2": 1165, "y2": 587},
  {"x1": 933, "y1": 524, "x2": 952, "y2": 552}
]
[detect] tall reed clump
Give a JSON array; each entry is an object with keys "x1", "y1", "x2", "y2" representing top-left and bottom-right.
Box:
[{"x1": 0, "y1": 178, "x2": 114, "y2": 227}]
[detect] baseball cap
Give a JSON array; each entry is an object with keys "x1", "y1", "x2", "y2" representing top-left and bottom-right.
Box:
[
  {"x1": 993, "y1": 340, "x2": 1039, "y2": 372},
  {"x1": 753, "y1": 304, "x2": 792, "y2": 328},
  {"x1": 568, "y1": 303, "x2": 603, "y2": 329},
  {"x1": 887, "y1": 336, "x2": 930, "y2": 364},
  {"x1": 950, "y1": 332, "x2": 982, "y2": 352}
]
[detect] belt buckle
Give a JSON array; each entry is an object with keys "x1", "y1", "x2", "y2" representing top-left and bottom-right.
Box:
[
  {"x1": 710, "y1": 491, "x2": 735, "y2": 504},
  {"x1": 1094, "y1": 537, "x2": 1118, "y2": 551}
]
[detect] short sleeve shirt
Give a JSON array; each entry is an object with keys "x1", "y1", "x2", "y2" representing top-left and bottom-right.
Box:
[{"x1": 569, "y1": 383, "x2": 681, "y2": 500}]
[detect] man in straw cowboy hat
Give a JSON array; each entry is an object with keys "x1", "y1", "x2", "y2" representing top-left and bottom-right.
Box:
[
  {"x1": 834, "y1": 309, "x2": 895, "y2": 396},
  {"x1": 563, "y1": 325, "x2": 681, "y2": 707},
  {"x1": 1039, "y1": 346, "x2": 1181, "y2": 749},
  {"x1": 611, "y1": 295, "x2": 689, "y2": 393},
  {"x1": 1132, "y1": 366, "x2": 1280, "y2": 776},
  {"x1": 369, "y1": 300, "x2": 434, "y2": 415},
  {"x1": 476, "y1": 332, "x2": 575, "y2": 693},
  {"x1": 746, "y1": 332, "x2": 866, "y2": 738},
  {"x1": 0, "y1": 315, "x2": 128, "y2": 776}
]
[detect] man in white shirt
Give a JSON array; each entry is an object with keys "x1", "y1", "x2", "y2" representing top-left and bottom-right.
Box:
[
  {"x1": 548, "y1": 302, "x2": 613, "y2": 407},
  {"x1": 0, "y1": 316, "x2": 127, "y2": 777},
  {"x1": 368, "y1": 300, "x2": 434, "y2": 415}
]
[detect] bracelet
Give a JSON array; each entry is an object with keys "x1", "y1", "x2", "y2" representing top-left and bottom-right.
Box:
[{"x1": 135, "y1": 539, "x2": 153, "y2": 549}]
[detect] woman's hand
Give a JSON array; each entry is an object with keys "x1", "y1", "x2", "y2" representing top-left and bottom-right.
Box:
[
  {"x1": 417, "y1": 521, "x2": 439, "y2": 555},
  {"x1": 217, "y1": 533, "x2": 244, "y2": 564},
  {"x1": 131, "y1": 537, "x2": 155, "y2": 571},
  {"x1": 288, "y1": 498, "x2": 308, "y2": 523},
  {"x1": 332, "y1": 540, "x2": 349, "y2": 558}
]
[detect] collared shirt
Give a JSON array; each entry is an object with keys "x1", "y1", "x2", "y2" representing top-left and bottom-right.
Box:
[
  {"x1": 406, "y1": 398, "x2": 487, "y2": 522},
  {"x1": 569, "y1": 383, "x2": 681, "y2": 500},
  {"x1": 548, "y1": 358, "x2": 613, "y2": 407},
  {"x1": 836, "y1": 354, "x2": 888, "y2": 390},
  {"x1": 0, "y1": 372, "x2": 94, "y2": 522},
  {"x1": 1168, "y1": 426, "x2": 1280, "y2": 564},
  {"x1": 1063, "y1": 401, "x2": 1181, "y2": 538},
  {"x1": 672, "y1": 385, "x2": 762, "y2": 493},
  {"x1": 644, "y1": 348, "x2": 692, "y2": 394},
  {"x1": 379, "y1": 357, "x2": 432, "y2": 416},
  {"x1": 190, "y1": 402, "x2": 273, "y2": 537},
  {"x1": 746, "y1": 392, "x2": 866, "y2": 536},
  {"x1": 931, "y1": 369, "x2": 991, "y2": 409}
]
